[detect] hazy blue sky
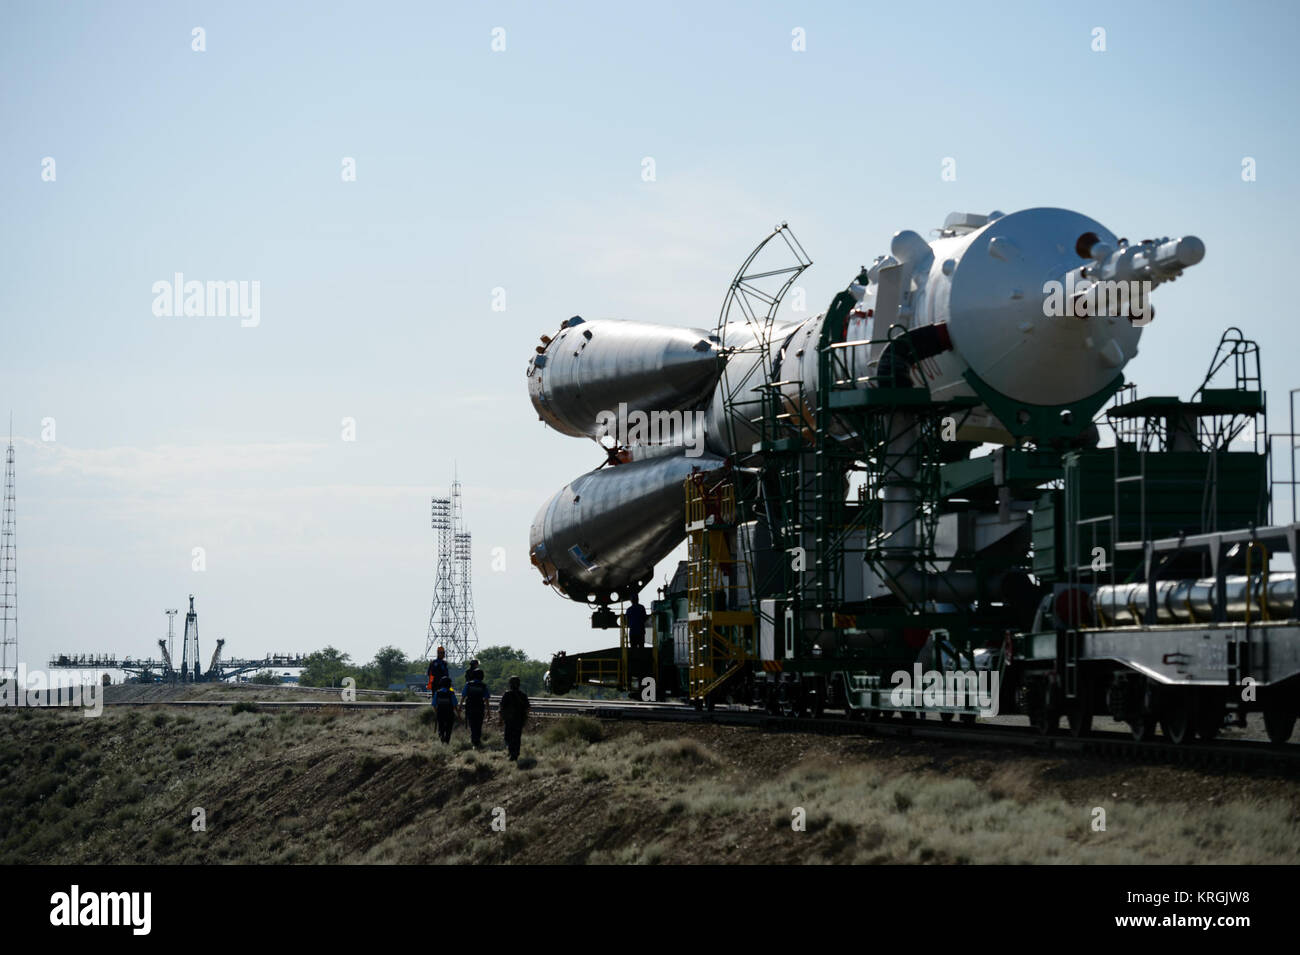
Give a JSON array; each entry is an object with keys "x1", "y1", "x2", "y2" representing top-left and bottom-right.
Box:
[{"x1": 2, "y1": 1, "x2": 1298, "y2": 673}]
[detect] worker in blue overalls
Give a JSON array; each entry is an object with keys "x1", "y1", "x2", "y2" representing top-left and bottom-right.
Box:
[
  {"x1": 432, "y1": 676, "x2": 458, "y2": 744},
  {"x1": 427, "y1": 646, "x2": 450, "y2": 697},
  {"x1": 461, "y1": 665, "x2": 491, "y2": 748}
]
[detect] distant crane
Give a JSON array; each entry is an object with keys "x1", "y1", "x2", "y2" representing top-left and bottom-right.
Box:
[
  {"x1": 180, "y1": 595, "x2": 200, "y2": 682},
  {"x1": 163, "y1": 608, "x2": 179, "y2": 681},
  {"x1": 206, "y1": 638, "x2": 225, "y2": 680}
]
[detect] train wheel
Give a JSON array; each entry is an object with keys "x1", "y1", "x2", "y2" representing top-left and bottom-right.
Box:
[
  {"x1": 1028, "y1": 677, "x2": 1060, "y2": 735},
  {"x1": 1264, "y1": 707, "x2": 1296, "y2": 744},
  {"x1": 1128, "y1": 715, "x2": 1156, "y2": 742},
  {"x1": 1126, "y1": 677, "x2": 1157, "y2": 742},
  {"x1": 940, "y1": 711, "x2": 954, "y2": 723},
  {"x1": 1031, "y1": 709, "x2": 1060, "y2": 735},
  {"x1": 959, "y1": 713, "x2": 976, "y2": 725},
  {"x1": 1067, "y1": 674, "x2": 1093, "y2": 738},
  {"x1": 1066, "y1": 700, "x2": 1092, "y2": 738},
  {"x1": 1159, "y1": 695, "x2": 1192, "y2": 745},
  {"x1": 1194, "y1": 697, "x2": 1225, "y2": 741}
]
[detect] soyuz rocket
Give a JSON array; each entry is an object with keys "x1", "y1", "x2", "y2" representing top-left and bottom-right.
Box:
[{"x1": 525, "y1": 207, "x2": 1204, "y2": 609}]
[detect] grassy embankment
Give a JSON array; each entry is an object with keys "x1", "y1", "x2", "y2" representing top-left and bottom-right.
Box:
[{"x1": 2, "y1": 706, "x2": 1297, "y2": 864}]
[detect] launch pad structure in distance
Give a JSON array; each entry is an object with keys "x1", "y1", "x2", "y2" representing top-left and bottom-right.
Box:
[{"x1": 47, "y1": 594, "x2": 307, "y2": 683}]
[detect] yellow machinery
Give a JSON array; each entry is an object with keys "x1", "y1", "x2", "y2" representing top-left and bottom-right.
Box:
[{"x1": 684, "y1": 474, "x2": 756, "y2": 705}]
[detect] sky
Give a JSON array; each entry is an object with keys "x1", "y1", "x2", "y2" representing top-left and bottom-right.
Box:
[{"x1": 2, "y1": 0, "x2": 1298, "y2": 675}]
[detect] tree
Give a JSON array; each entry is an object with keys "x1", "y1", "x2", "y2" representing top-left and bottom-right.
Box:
[
  {"x1": 249, "y1": 670, "x2": 281, "y2": 685},
  {"x1": 477, "y1": 646, "x2": 529, "y2": 663},
  {"x1": 372, "y1": 646, "x2": 410, "y2": 688},
  {"x1": 299, "y1": 647, "x2": 353, "y2": 687},
  {"x1": 475, "y1": 646, "x2": 547, "y2": 695}
]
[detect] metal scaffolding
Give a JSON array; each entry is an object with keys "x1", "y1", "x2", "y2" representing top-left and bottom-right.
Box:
[
  {"x1": 424, "y1": 477, "x2": 479, "y2": 666},
  {"x1": 1, "y1": 421, "x2": 16, "y2": 680}
]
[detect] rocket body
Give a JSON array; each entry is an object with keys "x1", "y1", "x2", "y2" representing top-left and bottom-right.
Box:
[{"x1": 526, "y1": 208, "x2": 1204, "y2": 604}]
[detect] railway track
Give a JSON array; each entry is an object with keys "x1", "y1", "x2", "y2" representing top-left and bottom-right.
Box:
[{"x1": 99, "y1": 695, "x2": 1300, "y2": 775}]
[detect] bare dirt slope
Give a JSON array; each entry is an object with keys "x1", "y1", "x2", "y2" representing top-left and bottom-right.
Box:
[{"x1": 3, "y1": 705, "x2": 1297, "y2": 864}]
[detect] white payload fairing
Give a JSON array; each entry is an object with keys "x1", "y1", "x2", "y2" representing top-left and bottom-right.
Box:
[{"x1": 526, "y1": 207, "x2": 1204, "y2": 606}]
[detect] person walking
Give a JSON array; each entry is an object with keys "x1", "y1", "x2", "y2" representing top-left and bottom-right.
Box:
[
  {"x1": 498, "y1": 675, "x2": 531, "y2": 761},
  {"x1": 432, "y1": 676, "x2": 458, "y2": 744},
  {"x1": 426, "y1": 646, "x2": 450, "y2": 694},
  {"x1": 461, "y1": 667, "x2": 490, "y2": 748}
]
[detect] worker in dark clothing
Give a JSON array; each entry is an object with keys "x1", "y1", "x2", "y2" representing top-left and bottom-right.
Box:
[
  {"x1": 498, "y1": 675, "x2": 531, "y2": 761},
  {"x1": 432, "y1": 676, "x2": 458, "y2": 744},
  {"x1": 427, "y1": 646, "x2": 449, "y2": 697},
  {"x1": 461, "y1": 667, "x2": 491, "y2": 748},
  {"x1": 626, "y1": 594, "x2": 648, "y2": 649}
]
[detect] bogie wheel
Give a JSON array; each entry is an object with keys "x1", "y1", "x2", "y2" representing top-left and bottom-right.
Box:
[
  {"x1": 705, "y1": 695, "x2": 716, "y2": 713},
  {"x1": 1029, "y1": 677, "x2": 1061, "y2": 736},
  {"x1": 959, "y1": 713, "x2": 976, "y2": 725},
  {"x1": 1127, "y1": 677, "x2": 1157, "y2": 742},
  {"x1": 1264, "y1": 707, "x2": 1296, "y2": 744},
  {"x1": 1128, "y1": 715, "x2": 1156, "y2": 742},
  {"x1": 939, "y1": 711, "x2": 954, "y2": 723},
  {"x1": 1067, "y1": 676, "x2": 1093, "y2": 738},
  {"x1": 1159, "y1": 695, "x2": 1193, "y2": 745},
  {"x1": 1066, "y1": 700, "x2": 1093, "y2": 738},
  {"x1": 692, "y1": 698, "x2": 704, "y2": 713},
  {"x1": 1194, "y1": 697, "x2": 1225, "y2": 741},
  {"x1": 1031, "y1": 709, "x2": 1060, "y2": 735}
]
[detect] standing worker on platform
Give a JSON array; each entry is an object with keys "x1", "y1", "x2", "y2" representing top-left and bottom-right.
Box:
[
  {"x1": 626, "y1": 593, "x2": 648, "y2": 649},
  {"x1": 498, "y1": 675, "x2": 531, "y2": 761},
  {"x1": 432, "y1": 676, "x2": 458, "y2": 744},
  {"x1": 461, "y1": 665, "x2": 490, "y2": 748}
]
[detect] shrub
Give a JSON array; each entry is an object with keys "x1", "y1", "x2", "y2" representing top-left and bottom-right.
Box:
[
  {"x1": 231, "y1": 701, "x2": 260, "y2": 715},
  {"x1": 543, "y1": 716, "x2": 603, "y2": 745},
  {"x1": 638, "y1": 737, "x2": 718, "y2": 766}
]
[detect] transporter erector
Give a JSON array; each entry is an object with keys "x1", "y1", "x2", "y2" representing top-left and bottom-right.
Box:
[{"x1": 527, "y1": 207, "x2": 1300, "y2": 744}]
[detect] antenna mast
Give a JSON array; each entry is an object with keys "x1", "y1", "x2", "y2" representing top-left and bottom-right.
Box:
[{"x1": 1, "y1": 418, "x2": 15, "y2": 680}]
